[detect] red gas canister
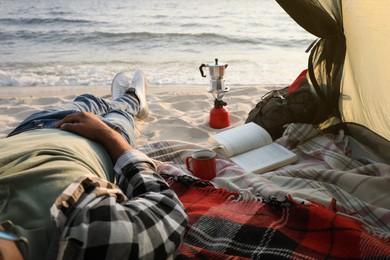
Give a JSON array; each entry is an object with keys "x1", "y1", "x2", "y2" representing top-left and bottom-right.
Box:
[{"x1": 209, "y1": 99, "x2": 230, "y2": 129}]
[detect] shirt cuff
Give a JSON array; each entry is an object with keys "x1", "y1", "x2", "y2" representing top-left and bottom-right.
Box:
[{"x1": 114, "y1": 149, "x2": 156, "y2": 175}]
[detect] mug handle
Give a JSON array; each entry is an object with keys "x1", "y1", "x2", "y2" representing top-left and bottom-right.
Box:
[{"x1": 186, "y1": 157, "x2": 193, "y2": 173}]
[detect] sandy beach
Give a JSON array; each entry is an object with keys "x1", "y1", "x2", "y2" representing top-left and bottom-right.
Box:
[{"x1": 0, "y1": 84, "x2": 279, "y2": 146}]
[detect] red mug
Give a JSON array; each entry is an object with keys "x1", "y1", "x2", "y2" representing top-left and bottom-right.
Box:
[{"x1": 186, "y1": 149, "x2": 217, "y2": 180}]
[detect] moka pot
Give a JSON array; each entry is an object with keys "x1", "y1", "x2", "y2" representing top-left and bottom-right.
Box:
[
  {"x1": 199, "y1": 58, "x2": 230, "y2": 129},
  {"x1": 199, "y1": 58, "x2": 230, "y2": 100}
]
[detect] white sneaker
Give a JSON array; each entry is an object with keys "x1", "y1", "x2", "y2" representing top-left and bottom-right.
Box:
[
  {"x1": 111, "y1": 72, "x2": 130, "y2": 100},
  {"x1": 130, "y1": 70, "x2": 149, "y2": 119}
]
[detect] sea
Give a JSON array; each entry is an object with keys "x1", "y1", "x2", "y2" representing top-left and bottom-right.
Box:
[{"x1": 0, "y1": 0, "x2": 316, "y2": 89}]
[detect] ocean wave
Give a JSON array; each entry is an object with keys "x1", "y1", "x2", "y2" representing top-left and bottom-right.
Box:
[
  {"x1": 0, "y1": 29, "x2": 308, "y2": 47},
  {"x1": 0, "y1": 56, "x2": 306, "y2": 87},
  {"x1": 92, "y1": 31, "x2": 263, "y2": 45},
  {"x1": 0, "y1": 17, "x2": 92, "y2": 25}
]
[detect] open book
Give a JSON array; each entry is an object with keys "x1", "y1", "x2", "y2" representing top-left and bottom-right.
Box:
[{"x1": 211, "y1": 122, "x2": 298, "y2": 174}]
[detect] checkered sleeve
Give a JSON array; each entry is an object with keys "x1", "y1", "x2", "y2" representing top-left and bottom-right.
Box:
[
  {"x1": 51, "y1": 150, "x2": 188, "y2": 260},
  {"x1": 113, "y1": 150, "x2": 189, "y2": 259}
]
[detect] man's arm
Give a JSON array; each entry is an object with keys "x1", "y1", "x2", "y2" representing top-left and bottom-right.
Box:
[{"x1": 53, "y1": 112, "x2": 188, "y2": 259}]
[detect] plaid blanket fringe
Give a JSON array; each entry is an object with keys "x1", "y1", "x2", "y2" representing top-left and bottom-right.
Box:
[{"x1": 162, "y1": 174, "x2": 390, "y2": 259}]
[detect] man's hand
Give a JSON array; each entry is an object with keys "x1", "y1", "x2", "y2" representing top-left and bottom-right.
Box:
[
  {"x1": 56, "y1": 112, "x2": 110, "y2": 142},
  {"x1": 56, "y1": 112, "x2": 132, "y2": 162}
]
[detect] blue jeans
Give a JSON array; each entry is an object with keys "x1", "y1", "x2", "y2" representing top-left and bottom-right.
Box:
[{"x1": 7, "y1": 94, "x2": 140, "y2": 147}]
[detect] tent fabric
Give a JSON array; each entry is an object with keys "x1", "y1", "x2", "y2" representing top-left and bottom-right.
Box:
[
  {"x1": 275, "y1": 0, "x2": 346, "y2": 120},
  {"x1": 341, "y1": 1, "x2": 390, "y2": 141},
  {"x1": 276, "y1": 0, "x2": 390, "y2": 142}
]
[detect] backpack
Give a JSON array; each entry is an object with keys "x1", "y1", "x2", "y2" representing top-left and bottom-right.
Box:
[{"x1": 245, "y1": 70, "x2": 328, "y2": 140}]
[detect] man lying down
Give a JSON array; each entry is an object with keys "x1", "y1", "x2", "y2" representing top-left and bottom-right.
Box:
[{"x1": 0, "y1": 71, "x2": 188, "y2": 260}]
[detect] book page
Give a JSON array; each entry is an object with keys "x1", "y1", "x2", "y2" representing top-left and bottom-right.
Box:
[
  {"x1": 229, "y1": 143, "x2": 298, "y2": 174},
  {"x1": 212, "y1": 123, "x2": 273, "y2": 157}
]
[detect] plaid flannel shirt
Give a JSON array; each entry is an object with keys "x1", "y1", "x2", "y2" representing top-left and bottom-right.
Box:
[{"x1": 48, "y1": 150, "x2": 188, "y2": 260}]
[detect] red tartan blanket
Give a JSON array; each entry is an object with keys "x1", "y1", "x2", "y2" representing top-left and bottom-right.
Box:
[{"x1": 162, "y1": 175, "x2": 390, "y2": 259}]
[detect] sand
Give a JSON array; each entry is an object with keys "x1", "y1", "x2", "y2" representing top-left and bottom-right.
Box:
[{"x1": 0, "y1": 84, "x2": 280, "y2": 146}]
